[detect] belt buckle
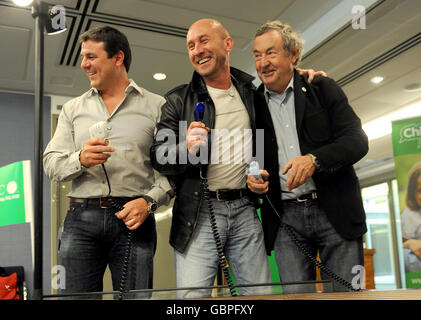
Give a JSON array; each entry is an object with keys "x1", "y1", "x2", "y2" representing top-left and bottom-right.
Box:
[
  {"x1": 296, "y1": 196, "x2": 307, "y2": 203},
  {"x1": 99, "y1": 197, "x2": 107, "y2": 208},
  {"x1": 296, "y1": 192, "x2": 317, "y2": 202},
  {"x1": 215, "y1": 190, "x2": 222, "y2": 201}
]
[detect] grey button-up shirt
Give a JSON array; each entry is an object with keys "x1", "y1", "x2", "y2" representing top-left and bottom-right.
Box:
[
  {"x1": 43, "y1": 79, "x2": 172, "y2": 205},
  {"x1": 264, "y1": 75, "x2": 316, "y2": 199}
]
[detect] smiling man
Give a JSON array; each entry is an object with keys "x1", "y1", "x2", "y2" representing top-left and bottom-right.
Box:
[
  {"x1": 247, "y1": 21, "x2": 368, "y2": 293},
  {"x1": 151, "y1": 18, "x2": 271, "y2": 298},
  {"x1": 43, "y1": 26, "x2": 173, "y2": 297}
]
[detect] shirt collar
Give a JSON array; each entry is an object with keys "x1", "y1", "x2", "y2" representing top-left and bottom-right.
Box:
[
  {"x1": 126, "y1": 79, "x2": 144, "y2": 96},
  {"x1": 87, "y1": 87, "x2": 98, "y2": 97},
  {"x1": 87, "y1": 79, "x2": 144, "y2": 97},
  {"x1": 264, "y1": 73, "x2": 294, "y2": 103}
]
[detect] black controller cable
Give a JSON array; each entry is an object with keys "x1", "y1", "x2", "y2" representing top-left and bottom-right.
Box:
[
  {"x1": 200, "y1": 168, "x2": 238, "y2": 297},
  {"x1": 193, "y1": 101, "x2": 237, "y2": 296},
  {"x1": 101, "y1": 163, "x2": 134, "y2": 300},
  {"x1": 264, "y1": 195, "x2": 360, "y2": 292}
]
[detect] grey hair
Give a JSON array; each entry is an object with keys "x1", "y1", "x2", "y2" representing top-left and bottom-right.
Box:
[{"x1": 255, "y1": 20, "x2": 303, "y2": 66}]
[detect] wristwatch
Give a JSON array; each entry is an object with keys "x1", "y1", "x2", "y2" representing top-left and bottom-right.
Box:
[
  {"x1": 141, "y1": 195, "x2": 158, "y2": 214},
  {"x1": 79, "y1": 150, "x2": 88, "y2": 169},
  {"x1": 308, "y1": 153, "x2": 321, "y2": 170}
]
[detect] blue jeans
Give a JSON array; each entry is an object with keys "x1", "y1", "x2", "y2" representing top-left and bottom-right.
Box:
[
  {"x1": 175, "y1": 196, "x2": 271, "y2": 298},
  {"x1": 274, "y1": 200, "x2": 364, "y2": 293},
  {"x1": 58, "y1": 202, "x2": 156, "y2": 298}
]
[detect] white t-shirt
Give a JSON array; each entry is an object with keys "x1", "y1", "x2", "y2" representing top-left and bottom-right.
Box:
[{"x1": 206, "y1": 84, "x2": 252, "y2": 191}]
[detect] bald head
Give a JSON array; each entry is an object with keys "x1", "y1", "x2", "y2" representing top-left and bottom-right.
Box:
[
  {"x1": 187, "y1": 19, "x2": 230, "y2": 43},
  {"x1": 186, "y1": 18, "x2": 233, "y2": 88}
]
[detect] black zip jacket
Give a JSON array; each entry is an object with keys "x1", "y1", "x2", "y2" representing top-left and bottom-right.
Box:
[{"x1": 151, "y1": 67, "x2": 258, "y2": 253}]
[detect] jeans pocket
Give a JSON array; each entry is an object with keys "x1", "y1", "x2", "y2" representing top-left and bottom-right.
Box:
[
  {"x1": 242, "y1": 195, "x2": 256, "y2": 209},
  {"x1": 62, "y1": 204, "x2": 82, "y2": 233}
]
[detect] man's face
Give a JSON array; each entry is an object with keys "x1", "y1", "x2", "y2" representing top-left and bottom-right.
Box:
[
  {"x1": 186, "y1": 21, "x2": 231, "y2": 80},
  {"x1": 80, "y1": 40, "x2": 118, "y2": 91},
  {"x1": 253, "y1": 30, "x2": 298, "y2": 93}
]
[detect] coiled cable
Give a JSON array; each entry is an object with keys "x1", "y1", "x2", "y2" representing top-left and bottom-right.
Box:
[
  {"x1": 264, "y1": 195, "x2": 360, "y2": 292},
  {"x1": 200, "y1": 170, "x2": 238, "y2": 296},
  {"x1": 101, "y1": 163, "x2": 134, "y2": 300}
]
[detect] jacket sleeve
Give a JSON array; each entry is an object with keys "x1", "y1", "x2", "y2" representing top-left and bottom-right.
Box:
[
  {"x1": 145, "y1": 97, "x2": 175, "y2": 205},
  {"x1": 150, "y1": 95, "x2": 190, "y2": 176},
  {"x1": 310, "y1": 77, "x2": 368, "y2": 173}
]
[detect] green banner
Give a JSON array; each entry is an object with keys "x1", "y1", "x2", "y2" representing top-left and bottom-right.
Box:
[
  {"x1": 0, "y1": 161, "x2": 27, "y2": 227},
  {"x1": 392, "y1": 116, "x2": 421, "y2": 289},
  {"x1": 392, "y1": 118, "x2": 421, "y2": 157}
]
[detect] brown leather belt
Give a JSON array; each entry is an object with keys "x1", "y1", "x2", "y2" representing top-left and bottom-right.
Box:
[{"x1": 70, "y1": 197, "x2": 137, "y2": 208}]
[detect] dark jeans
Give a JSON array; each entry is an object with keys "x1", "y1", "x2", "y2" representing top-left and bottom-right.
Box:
[
  {"x1": 58, "y1": 202, "x2": 156, "y2": 298},
  {"x1": 274, "y1": 200, "x2": 364, "y2": 293}
]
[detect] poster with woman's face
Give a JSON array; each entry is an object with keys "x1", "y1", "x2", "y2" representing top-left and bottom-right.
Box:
[{"x1": 392, "y1": 117, "x2": 421, "y2": 288}]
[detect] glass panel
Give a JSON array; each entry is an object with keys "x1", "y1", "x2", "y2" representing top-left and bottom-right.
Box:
[
  {"x1": 392, "y1": 179, "x2": 406, "y2": 288},
  {"x1": 42, "y1": 280, "x2": 334, "y2": 300},
  {"x1": 362, "y1": 183, "x2": 397, "y2": 289}
]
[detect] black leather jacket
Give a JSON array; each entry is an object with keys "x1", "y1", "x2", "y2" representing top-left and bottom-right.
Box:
[{"x1": 151, "y1": 67, "x2": 258, "y2": 253}]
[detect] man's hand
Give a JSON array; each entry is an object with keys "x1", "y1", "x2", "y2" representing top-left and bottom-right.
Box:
[
  {"x1": 115, "y1": 198, "x2": 149, "y2": 230},
  {"x1": 296, "y1": 68, "x2": 327, "y2": 83},
  {"x1": 404, "y1": 239, "x2": 421, "y2": 259},
  {"x1": 247, "y1": 170, "x2": 270, "y2": 194},
  {"x1": 282, "y1": 155, "x2": 315, "y2": 191},
  {"x1": 79, "y1": 137, "x2": 115, "y2": 167},
  {"x1": 187, "y1": 121, "x2": 209, "y2": 154}
]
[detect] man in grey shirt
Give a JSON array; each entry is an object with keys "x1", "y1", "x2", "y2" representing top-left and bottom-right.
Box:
[{"x1": 43, "y1": 26, "x2": 173, "y2": 296}]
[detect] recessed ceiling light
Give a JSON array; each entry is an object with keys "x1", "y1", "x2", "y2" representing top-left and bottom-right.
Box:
[
  {"x1": 404, "y1": 82, "x2": 421, "y2": 92},
  {"x1": 370, "y1": 76, "x2": 384, "y2": 84},
  {"x1": 12, "y1": 0, "x2": 33, "y2": 6},
  {"x1": 153, "y1": 73, "x2": 167, "y2": 81}
]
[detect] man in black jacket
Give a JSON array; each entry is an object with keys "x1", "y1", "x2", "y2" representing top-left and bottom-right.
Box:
[
  {"x1": 247, "y1": 21, "x2": 368, "y2": 293},
  {"x1": 151, "y1": 18, "x2": 271, "y2": 298}
]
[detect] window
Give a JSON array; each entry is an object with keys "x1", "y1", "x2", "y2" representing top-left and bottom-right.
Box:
[{"x1": 362, "y1": 181, "x2": 401, "y2": 289}]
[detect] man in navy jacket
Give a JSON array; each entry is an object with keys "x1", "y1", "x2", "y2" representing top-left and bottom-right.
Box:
[{"x1": 247, "y1": 21, "x2": 368, "y2": 293}]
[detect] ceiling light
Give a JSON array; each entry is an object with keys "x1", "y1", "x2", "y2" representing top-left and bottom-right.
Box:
[
  {"x1": 404, "y1": 82, "x2": 421, "y2": 92},
  {"x1": 12, "y1": 0, "x2": 34, "y2": 6},
  {"x1": 363, "y1": 100, "x2": 421, "y2": 140},
  {"x1": 370, "y1": 76, "x2": 384, "y2": 84},
  {"x1": 153, "y1": 73, "x2": 166, "y2": 81}
]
